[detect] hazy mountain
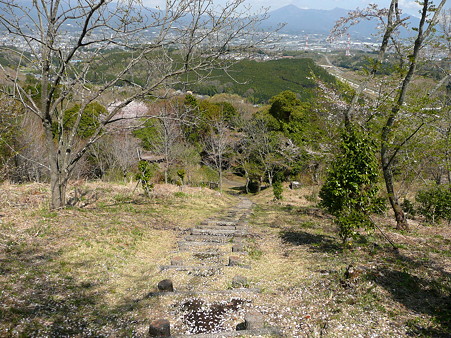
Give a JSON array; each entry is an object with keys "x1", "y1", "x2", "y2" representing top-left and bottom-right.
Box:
[
  {"x1": 264, "y1": 4, "x2": 419, "y2": 38},
  {"x1": 0, "y1": 1, "x2": 420, "y2": 40},
  {"x1": 290, "y1": 0, "x2": 419, "y2": 14}
]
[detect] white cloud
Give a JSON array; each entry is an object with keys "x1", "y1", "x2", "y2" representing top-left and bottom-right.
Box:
[
  {"x1": 399, "y1": 0, "x2": 422, "y2": 11},
  {"x1": 142, "y1": 0, "x2": 166, "y2": 9}
]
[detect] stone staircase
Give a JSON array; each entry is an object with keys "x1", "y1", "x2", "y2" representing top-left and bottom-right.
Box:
[{"x1": 147, "y1": 197, "x2": 281, "y2": 337}]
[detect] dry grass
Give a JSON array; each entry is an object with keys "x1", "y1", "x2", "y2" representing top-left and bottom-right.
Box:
[
  {"x1": 0, "y1": 181, "x2": 449, "y2": 337},
  {"x1": 244, "y1": 184, "x2": 450, "y2": 337},
  {"x1": 0, "y1": 181, "x2": 234, "y2": 336}
]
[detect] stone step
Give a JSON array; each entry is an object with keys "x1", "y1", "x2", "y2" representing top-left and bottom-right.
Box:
[
  {"x1": 178, "y1": 241, "x2": 229, "y2": 249},
  {"x1": 195, "y1": 225, "x2": 245, "y2": 231},
  {"x1": 171, "y1": 327, "x2": 281, "y2": 337},
  {"x1": 190, "y1": 228, "x2": 247, "y2": 237},
  {"x1": 146, "y1": 288, "x2": 261, "y2": 297},
  {"x1": 159, "y1": 265, "x2": 222, "y2": 272},
  {"x1": 184, "y1": 235, "x2": 234, "y2": 243},
  {"x1": 171, "y1": 247, "x2": 224, "y2": 254},
  {"x1": 200, "y1": 220, "x2": 237, "y2": 227},
  {"x1": 192, "y1": 251, "x2": 222, "y2": 259},
  {"x1": 235, "y1": 204, "x2": 253, "y2": 210}
]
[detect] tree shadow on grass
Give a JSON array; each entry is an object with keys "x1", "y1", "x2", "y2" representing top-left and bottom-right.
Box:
[
  {"x1": 369, "y1": 267, "x2": 450, "y2": 336},
  {"x1": 279, "y1": 230, "x2": 342, "y2": 253},
  {"x1": 0, "y1": 244, "x2": 145, "y2": 336},
  {"x1": 228, "y1": 186, "x2": 246, "y2": 194}
]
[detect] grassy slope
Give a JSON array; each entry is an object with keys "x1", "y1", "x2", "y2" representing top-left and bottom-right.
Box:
[
  {"x1": 0, "y1": 181, "x2": 449, "y2": 336},
  {"x1": 247, "y1": 185, "x2": 450, "y2": 337},
  {"x1": 0, "y1": 182, "x2": 235, "y2": 336}
]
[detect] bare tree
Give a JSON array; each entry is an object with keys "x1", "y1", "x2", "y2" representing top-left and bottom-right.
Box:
[
  {"x1": 245, "y1": 118, "x2": 280, "y2": 187},
  {"x1": 88, "y1": 132, "x2": 139, "y2": 180},
  {"x1": 0, "y1": 0, "x2": 271, "y2": 208},
  {"x1": 0, "y1": 94, "x2": 23, "y2": 180},
  {"x1": 204, "y1": 116, "x2": 236, "y2": 191},
  {"x1": 145, "y1": 101, "x2": 186, "y2": 184},
  {"x1": 331, "y1": 0, "x2": 449, "y2": 230},
  {"x1": 109, "y1": 133, "x2": 140, "y2": 181}
]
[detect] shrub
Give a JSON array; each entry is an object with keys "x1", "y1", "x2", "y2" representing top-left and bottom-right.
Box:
[
  {"x1": 401, "y1": 199, "x2": 416, "y2": 218},
  {"x1": 336, "y1": 208, "x2": 373, "y2": 243},
  {"x1": 174, "y1": 191, "x2": 188, "y2": 198},
  {"x1": 177, "y1": 169, "x2": 186, "y2": 185},
  {"x1": 416, "y1": 184, "x2": 451, "y2": 224},
  {"x1": 136, "y1": 161, "x2": 156, "y2": 196},
  {"x1": 273, "y1": 181, "x2": 283, "y2": 200},
  {"x1": 319, "y1": 125, "x2": 379, "y2": 243}
]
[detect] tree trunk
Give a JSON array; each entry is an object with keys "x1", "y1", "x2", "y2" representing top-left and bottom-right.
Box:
[
  {"x1": 218, "y1": 167, "x2": 223, "y2": 192},
  {"x1": 382, "y1": 161, "x2": 408, "y2": 230},
  {"x1": 267, "y1": 172, "x2": 273, "y2": 186},
  {"x1": 50, "y1": 170, "x2": 67, "y2": 209},
  {"x1": 244, "y1": 169, "x2": 250, "y2": 194},
  {"x1": 378, "y1": 0, "x2": 438, "y2": 231}
]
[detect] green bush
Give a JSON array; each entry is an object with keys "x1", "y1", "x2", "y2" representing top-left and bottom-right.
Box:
[
  {"x1": 416, "y1": 184, "x2": 451, "y2": 224},
  {"x1": 174, "y1": 191, "x2": 188, "y2": 198},
  {"x1": 372, "y1": 196, "x2": 388, "y2": 214},
  {"x1": 401, "y1": 199, "x2": 416, "y2": 218},
  {"x1": 177, "y1": 169, "x2": 186, "y2": 185},
  {"x1": 136, "y1": 161, "x2": 156, "y2": 196},
  {"x1": 273, "y1": 181, "x2": 283, "y2": 200},
  {"x1": 319, "y1": 125, "x2": 380, "y2": 243},
  {"x1": 336, "y1": 208, "x2": 373, "y2": 243},
  {"x1": 247, "y1": 180, "x2": 261, "y2": 193}
]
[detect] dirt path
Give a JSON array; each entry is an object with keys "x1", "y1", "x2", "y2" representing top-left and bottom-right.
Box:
[{"x1": 148, "y1": 196, "x2": 281, "y2": 336}]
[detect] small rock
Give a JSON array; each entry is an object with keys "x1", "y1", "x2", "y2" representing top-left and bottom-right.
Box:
[
  {"x1": 232, "y1": 275, "x2": 248, "y2": 288},
  {"x1": 344, "y1": 264, "x2": 366, "y2": 281},
  {"x1": 289, "y1": 181, "x2": 301, "y2": 189},
  {"x1": 171, "y1": 257, "x2": 183, "y2": 266},
  {"x1": 244, "y1": 310, "x2": 265, "y2": 330},
  {"x1": 148, "y1": 319, "x2": 170, "y2": 337},
  {"x1": 228, "y1": 256, "x2": 241, "y2": 266},
  {"x1": 157, "y1": 279, "x2": 174, "y2": 292},
  {"x1": 232, "y1": 243, "x2": 245, "y2": 252}
]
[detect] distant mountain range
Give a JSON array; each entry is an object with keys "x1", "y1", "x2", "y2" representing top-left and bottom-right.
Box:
[
  {"x1": 0, "y1": 1, "x2": 420, "y2": 40},
  {"x1": 263, "y1": 5, "x2": 419, "y2": 38}
]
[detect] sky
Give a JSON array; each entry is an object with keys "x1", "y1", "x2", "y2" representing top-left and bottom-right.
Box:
[{"x1": 142, "y1": 0, "x2": 449, "y2": 17}]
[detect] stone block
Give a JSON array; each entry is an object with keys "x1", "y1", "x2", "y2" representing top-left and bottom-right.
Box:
[
  {"x1": 157, "y1": 279, "x2": 174, "y2": 292},
  {"x1": 245, "y1": 310, "x2": 265, "y2": 330},
  {"x1": 228, "y1": 256, "x2": 241, "y2": 266},
  {"x1": 289, "y1": 181, "x2": 301, "y2": 190},
  {"x1": 232, "y1": 275, "x2": 248, "y2": 288},
  {"x1": 148, "y1": 319, "x2": 170, "y2": 336},
  {"x1": 171, "y1": 256, "x2": 183, "y2": 266},
  {"x1": 232, "y1": 243, "x2": 245, "y2": 252}
]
